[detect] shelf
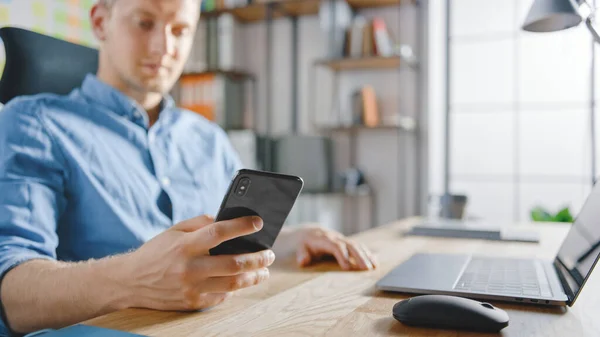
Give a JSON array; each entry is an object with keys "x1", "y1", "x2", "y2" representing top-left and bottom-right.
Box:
[
  {"x1": 347, "y1": 0, "x2": 404, "y2": 9},
  {"x1": 202, "y1": 0, "x2": 410, "y2": 23},
  {"x1": 202, "y1": 0, "x2": 321, "y2": 23},
  {"x1": 316, "y1": 56, "x2": 401, "y2": 71},
  {"x1": 279, "y1": 0, "x2": 322, "y2": 17},
  {"x1": 181, "y1": 69, "x2": 253, "y2": 80},
  {"x1": 317, "y1": 117, "x2": 417, "y2": 132}
]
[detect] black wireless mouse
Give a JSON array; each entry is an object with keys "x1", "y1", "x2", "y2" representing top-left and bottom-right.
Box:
[{"x1": 392, "y1": 295, "x2": 509, "y2": 333}]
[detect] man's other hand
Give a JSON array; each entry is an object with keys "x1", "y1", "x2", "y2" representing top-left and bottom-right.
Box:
[{"x1": 293, "y1": 227, "x2": 378, "y2": 271}]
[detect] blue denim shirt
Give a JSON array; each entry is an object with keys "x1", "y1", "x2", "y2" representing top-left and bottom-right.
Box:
[{"x1": 0, "y1": 74, "x2": 242, "y2": 336}]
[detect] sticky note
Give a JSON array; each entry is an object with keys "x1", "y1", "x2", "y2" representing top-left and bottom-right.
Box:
[
  {"x1": 0, "y1": 6, "x2": 9, "y2": 24},
  {"x1": 54, "y1": 32, "x2": 67, "y2": 41},
  {"x1": 54, "y1": 11, "x2": 68, "y2": 24},
  {"x1": 81, "y1": 18, "x2": 91, "y2": 31},
  {"x1": 82, "y1": 0, "x2": 94, "y2": 9},
  {"x1": 32, "y1": 1, "x2": 47, "y2": 17},
  {"x1": 68, "y1": 14, "x2": 80, "y2": 27},
  {"x1": 32, "y1": 25, "x2": 46, "y2": 34}
]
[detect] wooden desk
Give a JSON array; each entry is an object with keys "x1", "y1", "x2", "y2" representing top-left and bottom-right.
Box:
[{"x1": 85, "y1": 218, "x2": 600, "y2": 336}]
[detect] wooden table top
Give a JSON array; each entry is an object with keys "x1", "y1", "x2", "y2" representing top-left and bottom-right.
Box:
[{"x1": 84, "y1": 218, "x2": 600, "y2": 336}]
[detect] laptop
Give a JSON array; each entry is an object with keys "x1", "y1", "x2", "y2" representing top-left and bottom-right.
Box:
[{"x1": 376, "y1": 182, "x2": 600, "y2": 306}]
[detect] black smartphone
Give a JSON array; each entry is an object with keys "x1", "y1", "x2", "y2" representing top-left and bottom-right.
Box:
[{"x1": 209, "y1": 169, "x2": 304, "y2": 255}]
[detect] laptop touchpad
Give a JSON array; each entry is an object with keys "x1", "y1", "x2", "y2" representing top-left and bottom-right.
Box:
[{"x1": 377, "y1": 253, "x2": 470, "y2": 292}]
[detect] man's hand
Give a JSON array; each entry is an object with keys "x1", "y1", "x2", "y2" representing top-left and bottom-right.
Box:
[
  {"x1": 274, "y1": 226, "x2": 378, "y2": 271},
  {"x1": 120, "y1": 215, "x2": 275, "y2": 311},
  {"x1": 1, "y1": 215, "x2": 274, "y2": 334}
]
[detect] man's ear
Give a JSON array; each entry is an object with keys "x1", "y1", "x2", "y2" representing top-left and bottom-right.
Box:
[{"x1": 90, "y1": 4, "x2": 111, "y2": 42}]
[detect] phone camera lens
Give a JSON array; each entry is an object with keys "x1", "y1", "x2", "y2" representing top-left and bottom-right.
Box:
[{"x1": 236, "y1": 178, "x2": 251, "y2": 196}]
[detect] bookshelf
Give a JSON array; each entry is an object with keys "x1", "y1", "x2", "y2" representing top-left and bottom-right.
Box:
[
  {"x1": 191, "y1": 0, "x2": 424, "y2": 230},
  {"x1": 304, "y1": 0, "x2": 423, "y2": 226}
]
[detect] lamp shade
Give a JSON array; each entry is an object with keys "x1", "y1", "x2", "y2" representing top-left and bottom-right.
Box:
[{"x1": 522, "y1": 0, "x2": 582, "y2": 32}]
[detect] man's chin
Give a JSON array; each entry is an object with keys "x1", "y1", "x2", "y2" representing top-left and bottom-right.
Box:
[{"x1": 138, "y1": 78, "x2": 172, "y2": 95}]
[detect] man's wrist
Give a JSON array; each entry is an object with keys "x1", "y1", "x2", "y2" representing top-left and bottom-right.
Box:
[{"x1": 90, "y1": 253, "x2": 137, "y2": 311}]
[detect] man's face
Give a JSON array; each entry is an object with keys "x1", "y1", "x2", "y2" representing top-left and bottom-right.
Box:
[{"x1": 93, "y1": 0, "x2": 199, "y2": 94}]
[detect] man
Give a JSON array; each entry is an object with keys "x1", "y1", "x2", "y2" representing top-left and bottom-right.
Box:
[{"x1": 0, "y1": 0, "x2": 378, "y2": 335}]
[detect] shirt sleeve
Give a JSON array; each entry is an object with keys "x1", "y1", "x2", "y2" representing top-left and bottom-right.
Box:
[{"x1": 0, "y1": 98, "x2": 68, "y2": 336}]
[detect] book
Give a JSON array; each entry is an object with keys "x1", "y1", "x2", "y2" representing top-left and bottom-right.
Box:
[
  {"x1": 349, "y1": 16, "x2": 367, "y2": 58},
  {"x1": 361, "y1": 86, "x2": 379, "y2": 127},
  {"x1": 217, "y1": 13, "x2": 238, "y2": 70},
  {"x1": 184, "y1": 19, "x2": 207, "y2": 73},
  {"x1": 351, "y1": 90, "x2": 364, "y2": 125},
  {"x1": 362, "y1": 19, "x2": 374, "y2": 57},
  {"x1": 372, "y1": 17, "x2": 393, "y2": 57},
  {"x1": 178, "y1": 74, "x2": 248, "y2": 130}
]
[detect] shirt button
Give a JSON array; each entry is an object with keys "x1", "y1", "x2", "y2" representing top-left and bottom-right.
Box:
[
  {"x1": 148, "y1": 133, "x2": 156, "y2": 144},
  {"x1": 133, "y1": 111, "x2": 142, "y2": 119},
  {"x1": 161, "y1": 177, "x2": 171, "y2": 187}
]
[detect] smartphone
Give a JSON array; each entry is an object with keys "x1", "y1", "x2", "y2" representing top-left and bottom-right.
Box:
[{"x1": 209, "y1": 169, "x2": 304, "y2": 255}]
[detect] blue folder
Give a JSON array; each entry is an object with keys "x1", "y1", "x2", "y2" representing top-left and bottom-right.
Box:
[{"x1": 24, "y1": 324, "x2": 146, "y2": 336}]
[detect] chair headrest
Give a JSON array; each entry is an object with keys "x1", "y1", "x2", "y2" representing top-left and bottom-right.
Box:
[{"x1": 0, "y1": 27, "x2": 99, "y2": 104}]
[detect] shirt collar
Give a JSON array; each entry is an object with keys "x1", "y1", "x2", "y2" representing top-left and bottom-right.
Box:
[{"x1": 79, "y1": 74, "x2": 177, "y2": 128}]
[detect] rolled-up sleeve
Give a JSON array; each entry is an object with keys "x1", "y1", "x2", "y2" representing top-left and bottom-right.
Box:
[{"x1": 0, "y1": 98, "x2": 67, "y2": 336}]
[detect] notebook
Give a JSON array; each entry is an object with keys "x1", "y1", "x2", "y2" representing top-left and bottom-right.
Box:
[{"x1": 406, "y1": 219, "x2": 540, "y2": 243}]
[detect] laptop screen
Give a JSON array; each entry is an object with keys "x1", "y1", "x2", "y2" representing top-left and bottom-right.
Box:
[{"x1": 555, "y1": 183, "x2": 600, "y2": 303}]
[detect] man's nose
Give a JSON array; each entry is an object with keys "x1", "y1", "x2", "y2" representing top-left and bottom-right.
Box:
[{"x1": 150, "y1": 27, "x2": 176, "y2": 57}]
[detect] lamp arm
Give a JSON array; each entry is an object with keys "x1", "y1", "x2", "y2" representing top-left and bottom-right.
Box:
[{"x1": 578, "y1": 0, "x2": 600, "y2": 44}]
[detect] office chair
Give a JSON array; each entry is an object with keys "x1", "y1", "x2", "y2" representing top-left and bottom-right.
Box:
[{"x1": 0, "y1": 27, "x2": 98, "y2": 105}]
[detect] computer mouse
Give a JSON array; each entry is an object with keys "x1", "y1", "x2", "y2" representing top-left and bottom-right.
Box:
[{"x1": 392, "y1": 294, "x2": 509, "y2": 333}]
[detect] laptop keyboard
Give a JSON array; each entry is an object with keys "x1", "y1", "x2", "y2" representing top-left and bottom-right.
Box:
[{"x1": 453, "y1": 257, "x2": 552, "y2": 297}]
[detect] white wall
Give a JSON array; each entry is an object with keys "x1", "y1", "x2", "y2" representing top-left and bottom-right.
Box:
[
  {"x1": 234, "y1": 3, "x2": 422, "y2": 227},
  {"x1": 440, "y1": 0, "x2": 595, "y2": 223}
]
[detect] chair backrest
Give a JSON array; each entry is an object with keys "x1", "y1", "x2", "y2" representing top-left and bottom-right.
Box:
[{"x1": 0, "y1": 27, "x2": 99, "y2": 104}]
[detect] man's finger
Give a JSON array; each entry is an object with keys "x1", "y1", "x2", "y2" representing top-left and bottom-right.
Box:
[
  {"x1": 201, "y1": 268, "x2": 270, "y2": 293},
  {"x1": 184, "y1": 216, "x2": 263, "y2": 254},
  {"x1": 296, "y1": 245, "x2": 311, "y2": 267},
  {"x1": 319, "y1": 240, "x2": 351, "y2": 270},
  {"x1": 181, "y1": 292, "x2": 232, "y2": 311},
  {"x1": 190, "y1": 250, "x2": 275, "y2": 278},
  {"x1": 361, "y1": 243, "x2": 379, "y2": 269},
  {"x1": 346, "y1": 241, "x2": 373, "y2": 270},
  {"x1": 170, "y1": 215, "x2": 214, "y2": 233}
]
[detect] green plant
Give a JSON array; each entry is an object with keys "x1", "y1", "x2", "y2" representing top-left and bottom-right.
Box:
[{"x1": 530, "y1": 206, "x2": 574, "y2": 223}]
